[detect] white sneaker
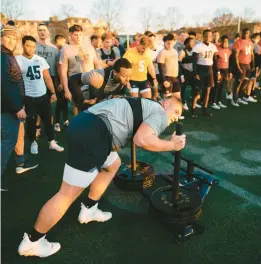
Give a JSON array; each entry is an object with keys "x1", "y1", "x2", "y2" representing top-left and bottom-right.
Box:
[
  {"x1": 18, "y1": 233, "x2": 61, "y2": 258},
  {"x1": 210, "y1": 103, "x2": 220, "y2": 110},
  {"x1": 178, "y1": 115, "x2": 185, "y2": 120},
  {"x1": 31, "y1": 141, "x2": 38, "y2": 155},
  {"x1": 226, "y1": 92, "x2": 233, "y2": 100},
  {"x1": 231, "y1": 100, "x2": 240, "y2": 107},
  {"x1": 78, "y1": 203, "x2": 112, "y2": 224},
  {"x1": 49, "y1": 140, "x2": 64, "y2": 152},
  {"x1": 64, "y1": 120, "x2": 69, "y2": 127},
  {"x1": 183, "y1": 103, "x2": 189, "y2": 111},
  {"x1": 243, "y1": 96, "x2": 257, "y2": 103},
  {"x1": 237, "y1": 98, "x2": 248, "y2": 105},
  {"x1": 218, "y1": 102, "x2": 227, "y2": 108},
  {"x1": 196, "y1": 103, "x2": 202, "y2": 109},
  {"x1": 54, "y1": 123, "x2": 61, "y2": 132}
]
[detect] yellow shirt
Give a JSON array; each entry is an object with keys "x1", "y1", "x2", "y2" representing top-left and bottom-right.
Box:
[{"x1": 123, "y1": 48, "x2": 152, "y2": 81}]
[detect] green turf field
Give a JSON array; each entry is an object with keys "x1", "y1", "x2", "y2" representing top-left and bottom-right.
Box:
[{"x1": 2, "y1": 93, "x2": 261, "y2": 264}]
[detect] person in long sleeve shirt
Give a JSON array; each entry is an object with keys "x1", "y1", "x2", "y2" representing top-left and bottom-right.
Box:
[{"x1": 1, "y1": 25, "x2": 35, "y2": 187}]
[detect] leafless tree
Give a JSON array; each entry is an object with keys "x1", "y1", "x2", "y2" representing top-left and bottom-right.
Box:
[
  {"x1": 91, "y1": 0, "x2": 124, "y2": 32},
  {"x1": 154, "y1": 12, "x2": 166, "y2": 31},
  {"x1": 165, "y1": 7, "x2": 183, "y2": 31},
  {"x1": 209, "y1": 8, "x2": 237, "y2": 27},
  {"x1": 242, "y1": 7, "x2": 255, "y2": 23},
  {"x1": 60, "y1": 4, "x2": 78, "y2": 19},
  {"x1": 1, "y1": 0, "x2": 24, "y2": 20},
  {"x1": 139, "y1": 6, "x2": 154, "y2": 31}
]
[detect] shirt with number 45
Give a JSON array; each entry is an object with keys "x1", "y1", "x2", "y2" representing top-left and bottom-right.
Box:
[{"x1": 16, "y1": 54, "x2": 49, "y2": 98}]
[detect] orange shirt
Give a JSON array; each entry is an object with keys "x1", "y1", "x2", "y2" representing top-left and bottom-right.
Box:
[{"x1": 232, "y1": 39, "x2": 254, "y2": 65}]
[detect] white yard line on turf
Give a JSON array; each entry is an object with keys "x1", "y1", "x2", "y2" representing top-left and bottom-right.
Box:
[{"x1": 216, "y1": 178, "x2": 261, "y2": 208}]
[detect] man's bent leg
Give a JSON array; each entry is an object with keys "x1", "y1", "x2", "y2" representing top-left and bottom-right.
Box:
[
  {"x1": 18, "y1": 180, "x2": 84, "y2": 258},
  {"x1": 88, "y1": 155, "x2": 121, "y2": 200},
  {"x1": 34, "y1": 181, "x2": 84, "y2": 233},
  {"x1": 78, "y1": 152, "x2": 121, "y2": 224}
]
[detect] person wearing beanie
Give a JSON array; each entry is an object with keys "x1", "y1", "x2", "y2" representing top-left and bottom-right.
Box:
[{"x1": 1, "y1": 25, "x2": 38, "y2": 189}]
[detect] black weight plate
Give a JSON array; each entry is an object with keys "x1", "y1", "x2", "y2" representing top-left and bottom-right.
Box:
[
  {"x1": 149, "y1": 186, "x2": 203, "y2": 224},
  {"x1": 114, "y1": 161, "x2": 155, "y2": 191}
]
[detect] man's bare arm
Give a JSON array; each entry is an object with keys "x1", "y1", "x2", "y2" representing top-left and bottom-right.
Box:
[{"x1": 133, "y1": 122, "x2": 186, "y2": 152}]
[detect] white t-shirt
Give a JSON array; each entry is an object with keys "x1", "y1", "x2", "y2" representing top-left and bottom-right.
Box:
[
  {"x1": 192, "y1": 42, "x2": 218, "y2": 66},
  {"x1": 16, "y1": 55, "x2": 49, "y2": 97},
  {"x1": 149, "y1": 45, "x2": 164, "y2": 75}
]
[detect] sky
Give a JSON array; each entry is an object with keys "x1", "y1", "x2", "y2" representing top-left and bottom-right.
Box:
[{"x1": 15, "y1": 0, "x2": 261, "y2": 33}]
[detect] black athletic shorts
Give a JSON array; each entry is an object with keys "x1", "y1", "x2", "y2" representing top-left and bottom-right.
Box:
[
  {"x1": 220, "y1": 68, "x2": 230, "y2": 80},
  {"x1": 183, "y1": 69, "x2": 194, "y2": 86},
  {"x1": 163, "y1": 76, "x2": 181, "y2": 94},
  {"x1": 234, "y1": 63, "x2": 251, "y2": 81},
  {"x1": 66, "y1": 112, "x2": 112, "y2": 172},
  {"x1": 197, "y1": 65, "x2": 214, "y2": 89},
  {"x1": 130, "y1": 80, "x2": 149, "y2": 92}
]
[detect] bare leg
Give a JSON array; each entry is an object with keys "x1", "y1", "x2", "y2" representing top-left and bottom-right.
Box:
[
  {"x1": 34, "y1": 182, "x2": 84, "y2": 233},
  {"x1": 247, "y1": 79, "x2": 254, "y2": 96},
  {"x1": 192, "y1": 94, "x2": 200, "y2": 109},
  {"x1": 73, "y1": 105, "x2": 79, "y2": 116},
  {"x1": 203, "y1": 87, "x2": 211, "y2": 108},
  {"x1": 88, "y1": 158, "x2": 121, "y2": 200}
]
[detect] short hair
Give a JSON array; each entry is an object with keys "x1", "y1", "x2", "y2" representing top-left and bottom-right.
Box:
[
  {"x1": 213, "y1": 30, "x2": 219, "y2": 34},
  {"x1": 133, "y1": 33, "x2": 141, "y2": 41},
  {"x1": 7, "y1": 20, "x2": 15, "y2": 26},
  {"x1": 37, "y1": 23, "x2": 48, "y2": 29},
  {"x1": 251, "y1": 33, "x2": 260, "y2": 40},
  {"x1": 203, "y1": 29, "x2": 212, "y2": 36},
  {"x1": 242, "y1": 28, "x2": 250, "y2": 34},
  {"x1": 101, "y1": 32, "x2": 113, "y2": 41},
  {"x1": 22, "y1": 35, "x2": 37, "y2": 45},
  {"x1": 113, "y1": 58, "x2": 132, "y2": 72},
  {"x1": 234, "y1": 32, "x2": 240, "y2": 38},
  {"x1": 164, "y1": 95, "x2": 183, "y2": 109},
  {"x1": 69, "y1": 24, "x2": 83, "y2": 33},
  {"x1": 91, "y1": 35, "x2": 99, "y2": 41},
  {"x1": 179, "y1": 31, "x2": 186, "y2": 35},
  {"x1": 163, "y1": 33, "x2": 175, "y2": 42},
  {"x1": 144, "y1": 31, "x2": 156, "y2": 37},
  {"x1": 184, "y1": 37, "x2": 193, "y2": 46},
  {"x1": 139, "y1": 35, "x2": 152, "y2": 48},
  {"x1": 54, "y1": 34, "x2": 65, "y2": 43},
  {"x1": 221, "y1": 35, "x2": 229, "y2": 42},
  {"x1": 188, "y1": 31, "x2": 196, "y2": 37}
]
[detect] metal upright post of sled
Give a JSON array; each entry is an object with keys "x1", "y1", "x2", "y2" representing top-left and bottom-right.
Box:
[
  {"x1": 114, "y1": 138, "x2": 155, "y2": 191},
  {"x1": 172, "y1": 123, "x2": 182, "y2": 203}
]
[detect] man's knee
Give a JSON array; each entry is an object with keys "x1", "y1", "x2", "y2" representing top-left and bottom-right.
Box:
[{"x1": 58, "y1": 181, "x2": 84, "y2": 201}]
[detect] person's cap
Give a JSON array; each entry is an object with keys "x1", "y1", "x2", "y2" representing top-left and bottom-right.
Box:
[{"x1": 1, "y1": 24, "x2": 18, "y2": 37}]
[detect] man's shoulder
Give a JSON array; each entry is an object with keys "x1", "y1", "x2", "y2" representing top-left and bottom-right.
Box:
[
  {"x1": 112, "y1": 46, "x2": 120, "y2": 53},
  {"x1": 61, "y1": 44, "x2": 73, "y2": 53},
  {"x1": 33, "y1": 54, "x2": 45, "y2": 62},
  {"x1": 15, "y1": 54, "x2": 23, "y2": 60}
]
